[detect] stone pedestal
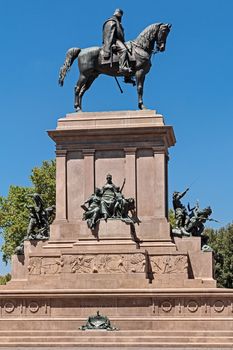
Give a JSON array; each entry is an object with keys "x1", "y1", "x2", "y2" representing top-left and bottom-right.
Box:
[
  {"x1": 1, "y1": 110, "x2": 233, "y2": 347},
  {"x1": 48, "y1": 110, "x2": 174, "y2": 243}
]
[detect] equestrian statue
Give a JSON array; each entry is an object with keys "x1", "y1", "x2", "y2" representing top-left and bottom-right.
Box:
[{"x1": 59, "y1": 8, "x2": 171, "y2": 111}]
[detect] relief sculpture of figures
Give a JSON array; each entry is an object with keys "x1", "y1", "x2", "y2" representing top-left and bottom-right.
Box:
[
  {"x1": 59, "y1": 8, "x2": 171, "y2": 111},
  {"x1": 81, "y1": 174, "x2": 136, "y2": 230}
]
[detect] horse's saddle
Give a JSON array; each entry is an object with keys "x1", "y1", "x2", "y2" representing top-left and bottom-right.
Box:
[{"x1": 99, "y1": 43, "x2": 136, "y2": 66}]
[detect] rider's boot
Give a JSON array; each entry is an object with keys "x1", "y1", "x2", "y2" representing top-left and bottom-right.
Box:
[
  {"x1": 124, "y1": 76, "x2": 136, "y2": 86},
  {"x1": 118, "y1": 51, "x2": 132, "y2": 75}
]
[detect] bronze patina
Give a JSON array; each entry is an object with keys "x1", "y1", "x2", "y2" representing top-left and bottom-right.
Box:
[
  {"x1": 15, "y1": 194, "x2": 56, "y2": 255},
  {"x1": 172, "y1": 190, "x2": 218, "y2": 250},
  {"x1": 81, "y1": 174, "x2": 136, "y2": 230},
  {"x1": 59, "y1": 9, "x2": 171, "y2": 111},
  {"x1": 80, "y1": 311, "x2": 117, "y2": 331}
]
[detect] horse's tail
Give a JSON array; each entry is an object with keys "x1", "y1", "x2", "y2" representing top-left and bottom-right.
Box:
[{"x1": 58, "y1": 47, "x2": 81, "y2": 86}]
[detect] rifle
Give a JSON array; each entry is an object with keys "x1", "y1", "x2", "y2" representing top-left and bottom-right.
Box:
[
  {"x1": 120, "y1": 178, "x2": 126, "y2": 193},
  {"x1": 186, "y1": 177, "x2": 199, "y2": 191},
  {"x1": 207, "y1": 218, "x2": 220, "y2": 223}
]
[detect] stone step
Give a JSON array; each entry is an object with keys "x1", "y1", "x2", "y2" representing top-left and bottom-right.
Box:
[
  {"x1": 0, "y1": 348, "x2": 232, "y2": 350},
  {"x1": 1, "y1": 335, "x2": 233, "y2": 344},
  {"x1": 1, "y1": 342, "x2": 233, "y2": 348},
  {"x1": 0, "y1": 330, "x2": 233, "y2": 337}
]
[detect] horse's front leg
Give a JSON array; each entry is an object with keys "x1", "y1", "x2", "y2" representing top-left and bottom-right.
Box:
[{"x1": 135, "y1": 69, "x2": 147, "y2": 110}]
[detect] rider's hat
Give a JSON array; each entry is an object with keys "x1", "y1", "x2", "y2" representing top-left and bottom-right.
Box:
[{"x1": 114, "y1": 8, "x2": 123, "y2": 16}]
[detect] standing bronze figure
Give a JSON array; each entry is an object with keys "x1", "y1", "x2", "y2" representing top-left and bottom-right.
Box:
[
  {"x1": 59, "y1": 9, "x2": 171, "y2": 111},
  {"x1": 173, "y1": 188, "x2": 189, "y2": 228}
]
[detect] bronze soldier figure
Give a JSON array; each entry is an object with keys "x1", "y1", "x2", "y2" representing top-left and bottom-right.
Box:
[
  {"x1": 172, "y1": 188, "x2": 189, "y2": 228},
  {"x1": 102, "y1": 8, "x2": 132, "y2": 75}
]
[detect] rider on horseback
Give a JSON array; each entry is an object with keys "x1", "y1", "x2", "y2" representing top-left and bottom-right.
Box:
[
  {"x1": 59, "y1": 19, "x2": 171, "y2": 111},
  {"x1": 102, "y1": 9, "x2": 132, "y2": 76}
]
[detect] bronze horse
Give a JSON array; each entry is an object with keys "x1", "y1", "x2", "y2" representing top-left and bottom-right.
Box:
[{"x1": 59, "y1": 23, "x2": 171, "y2": 111}]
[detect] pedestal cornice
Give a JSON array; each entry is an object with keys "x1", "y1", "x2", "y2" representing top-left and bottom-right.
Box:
[{"x1": 48, "y1": 110, "x2": 176, "y2": 150}]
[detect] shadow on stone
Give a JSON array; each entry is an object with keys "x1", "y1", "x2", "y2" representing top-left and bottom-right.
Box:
[{"x1": 91, "y1": 221, "x2": 100, "y2": 241}]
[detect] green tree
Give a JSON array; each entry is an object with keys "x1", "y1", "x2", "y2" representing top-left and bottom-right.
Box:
[
  {"x1": 168, "y1": 208, "x2": 176, "y2": 228},
  {"x1": 0, "y1": 160, "x2": 56, "y2": 263},
  {"x1": 205, "y1": 224, "x2": 233, "y2": 288},
  {"x1": 0, "y1": 273, "x2": 11, "y2": 285}
]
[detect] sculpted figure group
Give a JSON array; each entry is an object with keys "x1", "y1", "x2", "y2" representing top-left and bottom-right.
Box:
[
  {"x1": 81, "y1": 174, "x2": 136, "y2": 230},
  {"x1": 26, "y1": 193, "x2": 55, "y2": 240},
  {"x1": 172, "y1": 188, "x2": 215, "y2": 237},
  {"x1": 15, "y1": 194, "x2": 56, "y2": 255}
]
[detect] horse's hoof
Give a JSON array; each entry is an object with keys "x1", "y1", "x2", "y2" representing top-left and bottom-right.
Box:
[
  {"x1": 138, "y1": 103, "x2": 148, "y2": 110},
  {"x1": 75, "y1": 106, "x2": 82, "y2": 112}
]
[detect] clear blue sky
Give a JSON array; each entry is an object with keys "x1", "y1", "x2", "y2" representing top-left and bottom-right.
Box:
[{"x1": 0, "y1": 0, "x2": 233, "y2": 273}]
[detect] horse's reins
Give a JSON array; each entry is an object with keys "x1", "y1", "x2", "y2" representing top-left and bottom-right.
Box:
[
  {"x1": 131, "y1": 40, "x2": 159, "y2": 57},
  {"x1": 114, "y1": 28, "x2": 161, "y2": 93}
]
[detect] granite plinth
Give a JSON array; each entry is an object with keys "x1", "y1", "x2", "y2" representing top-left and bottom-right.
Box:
[{"x1": 48, "y1": 110, "x2": 174, "y2": 242}]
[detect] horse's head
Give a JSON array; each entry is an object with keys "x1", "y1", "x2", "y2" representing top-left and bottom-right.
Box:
[
  {"x1": 156, "y1": 23, "x2": 172, "y2": 52},
  {"x1": 134, "y1": 23, "x2": 172, "y2": 55}
]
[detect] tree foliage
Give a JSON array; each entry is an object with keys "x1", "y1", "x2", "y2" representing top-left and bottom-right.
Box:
[
  {"x1": 205, "y1": 224, "x2": 233, "y2": 288},
  {"x1": 0, "y1": 160, "x2": 56, "y2": 263},
  {"x1": 168, "y1": 208, "x2": 176, "y2": 228},
  {"x1": 0, "y1": 273, "x2": 11, "y2": 285}
]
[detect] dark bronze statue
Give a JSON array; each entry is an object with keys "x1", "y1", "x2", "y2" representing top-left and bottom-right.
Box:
[
  {"x1": 80, "y1": 310, "x2": 117, "y2": 331},
  {"x1": 102, "y1": 8, "x2": 132, "y2": 76},
  {"x1": 172, "y1": 191, "x2": 217, "y2": 248},
  {"x1": 184, "y1": 204, "x2": 213, "y2": 236},
  {"x1": 81, "y1": 174, "x2": 136, "y2": 229},
  {"x1": 81, "y1": 188, "x2": 102, "y2": 230},
  {"x1": 172, "y1": 188, "x2": 189, "y2": 228},
  {"x1": 26, "y1": 194, "x2": 55, "y2": 240},
  {"x1": 59, "y1": 9, "x2": 171, "y2": 111},
  {"x1": 15, "y1": 194, "x2": 56, "y2": 255}
]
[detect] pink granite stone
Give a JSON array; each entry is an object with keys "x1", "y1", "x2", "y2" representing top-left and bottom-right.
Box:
[{"x1": 1, "y1": 110, "x2": 231, "y2": 347}]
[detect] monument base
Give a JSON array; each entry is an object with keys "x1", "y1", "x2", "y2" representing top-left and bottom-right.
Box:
[
  {"x1": 1, "y1": 110, "x2": 232, "y2": 347},
  {"x1": 0, "y1": 287, "x2": 232, "y2": 347},
  {"x1": 1, "y1": 235, "x2": 232, "y2": 347}
]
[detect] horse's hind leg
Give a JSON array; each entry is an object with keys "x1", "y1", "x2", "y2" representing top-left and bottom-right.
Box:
[
  {"x1": 78, "y1": 74, "x2": 98, "y2": 111},
  {"x1": 74, "y1": 74, "x2": 87, "y2": 111},
  {"x1": 74, "y1": 73, "x2": 98, "y2": 112}
]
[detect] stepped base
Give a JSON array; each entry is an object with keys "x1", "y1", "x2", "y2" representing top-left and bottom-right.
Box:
[
  {"x1": 0, "y1": 288, "x2": 233, "y2": 347},
  {"x1": 0, "y1": 326, "x2": 233, "y2": 347}
]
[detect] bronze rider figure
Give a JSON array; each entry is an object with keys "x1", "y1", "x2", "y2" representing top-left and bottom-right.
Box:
[{"x1": 102, "y1": 8, "x2": 132, "y2": 77}]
